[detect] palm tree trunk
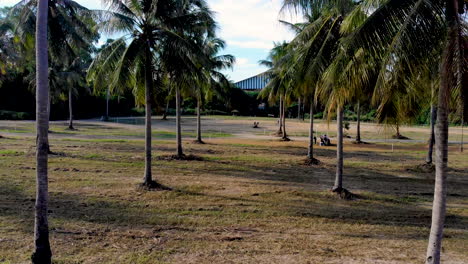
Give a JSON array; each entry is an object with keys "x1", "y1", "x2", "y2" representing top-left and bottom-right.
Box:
[
  {"x1": 162, "y1": 100, "x2": 169, "y2": 120},
  {"x1": 277, "y1": 96, "x2": 283, "y2": 135},
  {"x1": 356, "y1": 102, "x2": 361, "y2": 143},
  {"x1": 176, "y1": 87, "x2": 183, "y2": 156},
  {"x1": 68, "y1": 88, "x2": 74, "y2": 130},
  {"x1": 460, "y1": 115, "x2": 464, "y2": 152},
  {"x1": 282, "y1": 96, "x2": 288, "y2": 140},
  {"x1": 105, "y1": 87, "x2": 110, "y2": 121},
  {"x1": 425, "y1": 1, "x2": 459, "y2": 261},
  {"x1": 143, "y1": 45, "x2": 153, "y2": 186},
  {"x1": 297, "y1": 98, "x2": 301, "y2": 120},
  {"x1": 426, "y1": 104, "x2": 437, "y2": 164},
  {"x1": 307, "y1": 101, "x2": 314, "y2": 159},
  {"x1": 32, "y1": 0, "x2": 52, "y2": 263},
  {"x1": 333, "y1": 107, "x2": 344, "y2": 191},
  {"x1": 196, "y1": 98, "x2": 203, "y2": 143}
]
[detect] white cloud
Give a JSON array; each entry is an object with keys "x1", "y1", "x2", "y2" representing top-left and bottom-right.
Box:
[
  {"x1": 228, "y1": 40, "x2": 272, "y2": 50},
  {"x1": 235, "y1": 57, "x2": 259, "y2": 69},
  {"x1": 236, "y1": 57, "x2": 249, "y2": 66},
  {"x1": 210, "y1": 0, "x2": 300, "y2": 43}
]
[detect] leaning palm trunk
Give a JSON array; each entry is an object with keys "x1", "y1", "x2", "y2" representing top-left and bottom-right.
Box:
[
  {"x1": 333, "y1": 108, "x2": 344, "y2": 192},
  {"x1": 307, "y1": 102, "x2": 314, "y2": 160},
  {"x1": 426, "y1": 104, "x2": 437, "y2": 164},
  {"x1": 426, "y1": 1, "x2": 459, "y2": 261},
  {"x1": 176, "y1": 87, "x2": 183, "y2": 156},
  {"x1": 68, "y1": 88, "x2": 74, "y2": 130},
  {"x1": 195, "y1": 98, "x2": 203, "y2": 143},
  {"x1": 356, "y1": 102, "x2": 361, "y2": 143},
  {"x1": 143, "y1": 46, "x2": 154, "y2": 187},
  {"x1": 32, "y1": 0, "x2": 52, "y2": 263}
]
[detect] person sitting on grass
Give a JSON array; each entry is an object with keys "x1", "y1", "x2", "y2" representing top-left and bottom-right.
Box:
[{"x1": 320, "y1": 134, "x2": 331, "y2": 146}]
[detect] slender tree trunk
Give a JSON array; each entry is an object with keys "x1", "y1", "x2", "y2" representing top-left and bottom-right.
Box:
[
  {"x1": 307, "y1": 101, "x2": 314, "y2": 159},
  {"x1": 162, "y1": 100, "x2": 169, "y2": 120},
  {"x1": 176, "y1": 87, "x2": 183, "y2": 156},
  {"x1": 396, "y1": 123, "x2": 400, "y2": 138},
  {"x1": 277, "y1": 96, "x2": 283, "y2": 135},
  {"x1": 196, "y1": 98, "x2": 203, "y2": 143},
  {"x1": 356, "y1": 102, "x2": 361, "y2": 143},
  {"x1": 68, "y1": 88, "x2": 74, "y2": 130},
  {"x1": 426, "y1": 104, "x2": 437, "y2": 164},
  {"x1": 460, "y1": 116, "x2": 464, "y2": 152},
  {"x1": 32, "y1": 0, "x2": 52, "y2": 263},
  {"x1": 297, "y1": 98, "x2": 301, "y2": 120},
  {"x1": 282, "y1": 96, "x2": 288, "y2": 139},
  {"x1": 426, "y1": 1, "x2": 458, "y2": 261},
  {"x1": 333, "y1": 107, "x2": 344, "y2": 191},
  {"x1": 105, "y1": 87, "x2": 110, "y2": 121},
  {"x1": 143, "y1": 45, "x2": 153, "y2": 186}
]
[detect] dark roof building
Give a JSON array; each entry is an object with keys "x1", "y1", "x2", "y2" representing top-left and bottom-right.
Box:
[{"x1": 235, "y1": 72, "x2": 269, "y2": 91}]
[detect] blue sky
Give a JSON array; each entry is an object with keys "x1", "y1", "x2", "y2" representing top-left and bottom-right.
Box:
[{"x1": 0, "y1": 0, "x2": 300, "y2": 81}]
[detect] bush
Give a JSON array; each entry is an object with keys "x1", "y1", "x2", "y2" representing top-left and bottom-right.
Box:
[
  {"x1": 202, "y1": 109, "x2": 228, "y2": 115},
  {"x1": 0, "y1": 110, "x2": 32, "y2": 120}
]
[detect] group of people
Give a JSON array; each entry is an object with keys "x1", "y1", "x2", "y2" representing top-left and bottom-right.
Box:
[{"x1": 313, "y1": 134, "x2": 331, "y2": 146}]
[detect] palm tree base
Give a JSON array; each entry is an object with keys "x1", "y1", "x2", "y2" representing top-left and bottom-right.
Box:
[
  {"x1": 331, "y1": 187, "x2": 355, "y2": 200},
  {"x1": 158, "y1": 154, "x2": 204, "y2": 161},
  {"x1": 193, "y1": 139, "x2": 205, "y2": 144},
  {"x1": 304, "y1": 157, "x2": 320, "y2": 165},
  {"x1": 31, "y1": 249, "x2": 52, "y2": 264},
  {"x1": 411, "y1": 163, "x2": 435, "y2": 173},
  {"x1": 280, "y1": 137, "x2": 291, "y2": 141},
  {"x1": 273, "y1": 130, "x2": 283, "y2": 137},
  {"x1": 139, "y1": 180, "x2": 171, "y2": 191},
  {"x1": 352, "y1": 140, "x2": 368, "y2": 145},
  {"x1": 392, "y1": 133, "x2": 410, "y2": 140},
  {"x1": 0, "y1": 135, "x2": 3, "y2": 138},
  {"x1": 66, "y1": 126, "x2": 76, "y2": 131}
]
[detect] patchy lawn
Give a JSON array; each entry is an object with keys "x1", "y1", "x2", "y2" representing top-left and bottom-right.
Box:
[{"x1": 0, "y1": 118, "x2": 467, "y2": 264}]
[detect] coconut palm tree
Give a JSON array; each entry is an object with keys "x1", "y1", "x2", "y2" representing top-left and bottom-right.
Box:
[
  {"x1": 281, "y1": 0, "x2": 358, "y2": 176},
  {"x1": 88, "y1": 0, "x2": 215, "y2": 180},
  {"x1": 31, "y1": 0, "x2": 52, "y2": 262},
  {"x1": 332, "y1": 0, "x2": 466, "y2": 261},
  {"x1": 193, "y1": 37, "x2": 234, "y2": 144},
  {"x1": 259, "y1": 42, "x2": 292, "y2": 140}
]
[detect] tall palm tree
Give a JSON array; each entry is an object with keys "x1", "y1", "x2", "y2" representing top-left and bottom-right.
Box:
[
  {"x1": 259, "y1": 42, "x2": 292, "y2": 140},
  {"x1": 31, "y1": 0, "x2": 52, "y2": 262},
  {"x1": 259, "y1": 42, "x2": 290, "y2": 137},
  {"x1": 333, "y1": 0, "x2": 466, "y2": 261},
  {"x1": 88, "y1": 0, "x2": 215, "y2": 180},
  {"x1": 193, "y1": 37, "x2": 234, "y2": 144},
  {"x1": 281, "y1": 0, "x2": 358, "y2": 176}
]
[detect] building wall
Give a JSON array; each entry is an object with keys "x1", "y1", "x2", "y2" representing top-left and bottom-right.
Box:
[{"x1": 235, "y1": 73, "x2": 269, "y2": 90}]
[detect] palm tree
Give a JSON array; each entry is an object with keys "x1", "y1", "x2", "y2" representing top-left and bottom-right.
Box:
[
  {"x1": 333, "y1": 0, "x2": 466, "y2": 261},
  {"x1": 31, "y1": 0, "x2": 52, "y2": 262},
  {"x1": 259, "y1": 42, "x2": 292, "y2": 140},
  {"x1": 193, "y1": 37, "x2": 234, "y2": 144},
  {"x1": 281, "y1": 0, "x2": 358, "y2": 173},
  {"x1": 88, "y1": 0, "x2": 215, "y2": 180}
]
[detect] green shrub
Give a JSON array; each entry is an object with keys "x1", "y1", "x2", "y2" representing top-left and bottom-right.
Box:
[{"x1": 0, "y1": 110, "x2": 32, "y2": 120}]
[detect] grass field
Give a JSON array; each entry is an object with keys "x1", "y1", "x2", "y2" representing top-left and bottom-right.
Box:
[{"x1": 0, "y1": 117, "x2": 467, "y2": 263}]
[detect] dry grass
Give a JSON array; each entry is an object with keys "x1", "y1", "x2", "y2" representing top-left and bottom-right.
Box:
[{"x1": 0, "y1": 118, "x2": 467, "y2": 264}]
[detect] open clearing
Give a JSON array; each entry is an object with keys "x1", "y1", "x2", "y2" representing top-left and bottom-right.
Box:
[{"x1": 0, "y1": 116, "x2": 467, "y2": 263}]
